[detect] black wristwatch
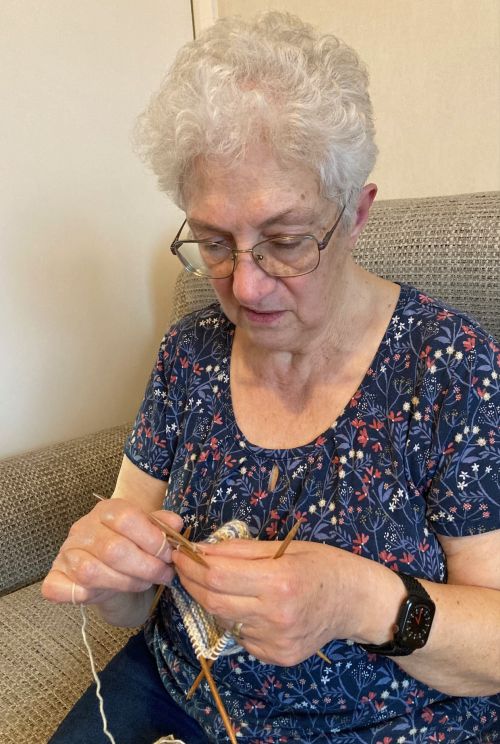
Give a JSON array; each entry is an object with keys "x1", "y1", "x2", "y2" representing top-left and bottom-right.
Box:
[{"x1": 361, "y1": 573, "x2": 436, "y2": 657}]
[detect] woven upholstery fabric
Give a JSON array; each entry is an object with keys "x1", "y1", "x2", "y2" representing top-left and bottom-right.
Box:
[
  {"x1": 171, "y1": 191, "x2": 499, "y2": 340},
  {"x1": 0, "y1": 582, "x2": 134, "y2": 743},
  {"x1": 355, "y1": 191, "x2": 499, "y2": 339},
  {"x1": 0, "y1": 422, "x2": 130, "y2": 595}
]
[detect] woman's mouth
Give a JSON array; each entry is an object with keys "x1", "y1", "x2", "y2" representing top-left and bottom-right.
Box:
[{"x1": 241, "y1": 307, "x2": 285, "y2": 324}]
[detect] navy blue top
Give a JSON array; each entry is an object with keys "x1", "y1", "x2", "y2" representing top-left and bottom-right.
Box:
[{"x1": 125, "y1": 284, "x2": 500, "y2": 743}]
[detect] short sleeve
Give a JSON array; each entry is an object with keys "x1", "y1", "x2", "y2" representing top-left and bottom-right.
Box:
[
  {"x1": 124, "y1": 326, "x2": 183, "y2": 481},
  {"x1": 425, "y1": 329, "x2": 500, "y2": 536}
]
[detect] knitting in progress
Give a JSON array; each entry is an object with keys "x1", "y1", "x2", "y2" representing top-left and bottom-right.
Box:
[{"x1": 78, "y1": 519, "x2": 255, "y2": 744}]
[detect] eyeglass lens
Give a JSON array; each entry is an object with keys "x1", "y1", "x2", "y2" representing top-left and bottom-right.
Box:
[{"x1": 176, "y1": 237, "x2": 320, "y2": 278}]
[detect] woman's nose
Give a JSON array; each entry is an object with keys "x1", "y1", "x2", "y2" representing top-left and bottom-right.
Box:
[{"x1": 230, "y1": 251, "x2": 275, "y2": 304}]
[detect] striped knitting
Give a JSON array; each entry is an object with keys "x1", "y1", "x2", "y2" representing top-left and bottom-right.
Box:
[{"x1": 170, "y1": 520, "x2": 251, "y2": 661}]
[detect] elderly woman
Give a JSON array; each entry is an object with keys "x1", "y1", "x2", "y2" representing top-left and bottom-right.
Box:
[{"x1": 43, "y1": 12, "x2": 500, "y2": 744}]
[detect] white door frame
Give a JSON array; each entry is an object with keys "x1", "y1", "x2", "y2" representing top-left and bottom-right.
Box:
[{"x1": 191, "y1": 0, "x2": 219, "y2": 36}]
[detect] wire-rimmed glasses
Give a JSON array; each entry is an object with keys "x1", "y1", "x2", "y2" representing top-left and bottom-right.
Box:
[{"x1": 170, "y1": 205, "x2": 346, "y2": 279}]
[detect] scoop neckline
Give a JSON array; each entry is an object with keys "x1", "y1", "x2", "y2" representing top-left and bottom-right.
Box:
[{"x1": 220, "y1": 283, "x2": 409, "y2": 458}]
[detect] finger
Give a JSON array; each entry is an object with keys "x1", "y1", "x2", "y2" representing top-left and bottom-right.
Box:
[
  {"x1": 172, "y1": 548, "x2": 288, "y2": 598},
  {"x1": 42, "y1": 569, "x2": 113, "y2": 605},
  {"x1": 61, "y1": 528, "x2": 175, "y2": 586},
  {"x1": 52, "y1": 547, "x2": 167, "y2": 595},
  {"x1": 149, "y1": 509, "x2": 184, "y2": 535},
  {"x1": 199, "y1": 538, "x2": 301, "y2": 560},
  {"x1": 94, "y1": 501, "x2": 180, "y2": 559}
]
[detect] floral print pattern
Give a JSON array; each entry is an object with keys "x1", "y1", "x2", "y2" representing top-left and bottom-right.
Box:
[{"x1": 125, "y1": 284, "x2": 500, "y2": 743}]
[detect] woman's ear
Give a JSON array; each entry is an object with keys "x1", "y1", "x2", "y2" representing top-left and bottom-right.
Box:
[{"x1": 349, "y1": 183, "x2": 378, "y2": 242}]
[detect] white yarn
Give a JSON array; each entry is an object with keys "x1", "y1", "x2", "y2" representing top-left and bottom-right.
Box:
[
  {"x1": 78, "y1": 604, "x2": 187, "y2": 744},
  {"x1": 79, "y1": 605, "x2": 117, "y2": 744}
]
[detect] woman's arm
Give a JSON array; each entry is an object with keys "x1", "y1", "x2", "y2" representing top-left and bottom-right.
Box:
[
  {"x1": 42, "y1": 456, "x2": 183, "y2": 627},
  {"x1": 387, "y1": 529, "x2": 500, "y2": 695},
  {"x1": 172, "y1": 527, "x2": 500, "y2": 696}
]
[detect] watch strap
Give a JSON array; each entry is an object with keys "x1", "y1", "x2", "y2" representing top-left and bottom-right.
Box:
[{"x1": 360, "y1": 572, "x2": 434, "y2": 657}]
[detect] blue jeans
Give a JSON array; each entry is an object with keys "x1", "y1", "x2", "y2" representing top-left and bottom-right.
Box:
[{"x1": 48, "y1": 631, "x2": 210, "y2": 744}]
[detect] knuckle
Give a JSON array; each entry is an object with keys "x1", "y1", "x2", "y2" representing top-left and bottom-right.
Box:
[
  {"x1": 104, "y1": 506, "x2": 134, "y2": 534},
  {"x1": 102, "y1": 536, "x2": 127, "y2": 565},
  {"x1": 205, "y1": 565, "x2": 226, "y2": 593},
  {"x1": 275, "y1": 574, "x2": 296, "y2": 601},
  {"x1": 69, "y1": 554, "x2": 99, "y2": 586},
  {"x1": 271, "y1": 604, "x2": 296, "y2": 633},
  {"x1": 68, "y1": 516, "x2": 86, "y2": 538},
  {"x1": 201, "y1": 593, "x2": 223, "y2": 617}
]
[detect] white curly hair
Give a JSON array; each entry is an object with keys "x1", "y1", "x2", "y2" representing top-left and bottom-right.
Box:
[{"x1": 135, "y1": 11, "x2": 378, "y2": 228}]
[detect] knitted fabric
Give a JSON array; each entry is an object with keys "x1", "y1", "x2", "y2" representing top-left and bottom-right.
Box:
[{"x1": 170, "y1": 520, "x2": 251, "y2": 660}]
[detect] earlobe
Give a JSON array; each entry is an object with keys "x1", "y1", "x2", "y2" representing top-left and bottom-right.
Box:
[{"x1": 350, "y1": 183, "x2": 378, "y2": 240}]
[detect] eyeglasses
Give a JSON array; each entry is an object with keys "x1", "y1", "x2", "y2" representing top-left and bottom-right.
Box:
[{"x1": 170, "y1": 205, "x2": 346, "y2": 279}]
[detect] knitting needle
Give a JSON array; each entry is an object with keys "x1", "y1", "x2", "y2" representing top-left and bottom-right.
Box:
[
  {"x1": 272, "y1": 516, "x2": 304, "y2": 559},
  {"x1": 94, "y1": 493, "x2": 208, "y2": 567},
  {"x1": 198, "y1": 656, "x2": 237, "y2": 744},
  {"x1": 274, "y1": 518, "x2": 330, "y2": 663},
  {"x1": 272, "y1": 517, "x2": 331, "y2": 664},
  {"x1": 148, "y1": 513, "x2": 209, "y2": 567},
  {"x1": 187, "y1": 518, "x2": 304, "y2": 704},
  {"x1": 187, "y1": 517, "x2": 321, "y2": 700},
  {"x1": 149, "y1": 525, "x2": 196, "y2": 615}
]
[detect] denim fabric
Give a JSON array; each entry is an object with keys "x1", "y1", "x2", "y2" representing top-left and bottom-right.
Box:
[{"x1": 48, "y1": 631, "x2": 209, "y2": 744}]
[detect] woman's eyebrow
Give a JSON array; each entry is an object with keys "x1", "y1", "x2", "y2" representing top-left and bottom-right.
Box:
[{"x1": 188, "y1": 208, "x2": 317, "y2": 234}]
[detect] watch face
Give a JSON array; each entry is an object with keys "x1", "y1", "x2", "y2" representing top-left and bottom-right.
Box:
[{"x1": 398, "y1": 598, "x2": 435, "y2": 649}]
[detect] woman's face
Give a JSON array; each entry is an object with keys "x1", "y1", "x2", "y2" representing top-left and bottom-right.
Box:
[{"x1": 183, "y1": 148, "x2": 354, "y2": 354}]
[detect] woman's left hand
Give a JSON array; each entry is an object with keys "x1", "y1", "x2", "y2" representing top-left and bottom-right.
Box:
[{"x1": 172, "y1": 537, "x2": 361, "y2": 666}]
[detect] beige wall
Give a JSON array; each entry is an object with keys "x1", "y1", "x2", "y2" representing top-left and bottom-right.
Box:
[
  {"x1": 0, "y1": 1, "x2": 193, "y2": 457},
  {"x1": 2, "y1": 1, "x2": 498, "y2": 458},
  {"x1": 217, "y1": 0, "x2": 500, "y2": 201}
]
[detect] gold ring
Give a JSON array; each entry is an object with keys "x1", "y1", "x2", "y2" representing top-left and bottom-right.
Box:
[{"x1": 231, "y1": 621, "x2": 243, "y2": 639}]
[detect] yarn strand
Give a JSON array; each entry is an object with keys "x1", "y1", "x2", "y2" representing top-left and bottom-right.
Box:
[{"x1": 79, "y1": 604, "x2": 117, "y2": 744}]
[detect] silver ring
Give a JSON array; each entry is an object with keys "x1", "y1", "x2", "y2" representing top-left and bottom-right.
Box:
[{"x1": 231, "y1": 621, "x2": 243, "y2": 639}]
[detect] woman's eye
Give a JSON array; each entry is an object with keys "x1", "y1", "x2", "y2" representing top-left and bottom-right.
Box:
[
  {"x1": 203, "y1": 241, "x2": 230, "y2": 252},
  {"x1": 270, "y1": 237, "x2": 304, "y2": 249}
]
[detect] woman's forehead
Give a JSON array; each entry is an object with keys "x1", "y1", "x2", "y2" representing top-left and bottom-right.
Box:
[{"x1": 183, "y1": 151, "x2": 325, "y2": 222}]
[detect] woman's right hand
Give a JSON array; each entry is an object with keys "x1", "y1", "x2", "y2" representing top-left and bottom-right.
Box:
[{"x1": 41, "y1": 498, "x2": 184, "y2": 608}]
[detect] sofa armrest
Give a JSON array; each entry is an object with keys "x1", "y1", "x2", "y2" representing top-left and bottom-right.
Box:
[{"x1": 0, "y1": 423, "x2": 131, "y2": 596}]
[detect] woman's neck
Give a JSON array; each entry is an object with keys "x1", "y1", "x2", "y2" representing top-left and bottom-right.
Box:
[{"x1": 232, "y1": 269, "x2": 399, "y2": 390}]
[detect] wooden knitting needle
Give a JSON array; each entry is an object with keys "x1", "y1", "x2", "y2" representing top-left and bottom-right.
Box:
[
  {"x1": 272, "y1": 516, "x2": 304, "y2": 559},
  {"x1": 186, "y1": 517, "x2": 329, "y2": 701},
  {"x1": 149, "y1": 525, "x2": 195, "y2": 615},
  {"x1": 273, "y1": 518, "x2": 330, "y2": 663},
  {"x1": 148, "y1": 513, "x2": 209, "y2": 567},
  {"x1": 94, "y1": 493, "x2": 206, "y2": 567},
  {"x1": 198, "y1": 657, "x2": 237, "y2": 744}
]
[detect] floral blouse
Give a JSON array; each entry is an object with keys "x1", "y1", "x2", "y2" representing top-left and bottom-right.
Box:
[{"x1": 125, "y1": 284, "x2": 500, "y2": 743}]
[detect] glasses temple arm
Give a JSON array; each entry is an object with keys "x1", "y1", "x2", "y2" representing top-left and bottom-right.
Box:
[
  {"x1": 318, "y1": 204, "x2": 346, "y2": 251},
  {"x1": 170, "y1": 219, "x2": 187, "y2": 254}
]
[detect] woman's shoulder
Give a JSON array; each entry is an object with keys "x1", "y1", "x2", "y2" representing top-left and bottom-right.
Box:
[
  {"x1": 396, "y1": 283, "x2": 498, "y2": 352},
  {"x1": 158, "y1": 303, "x2": 234, "y2": 374},
  {"x1": 399, "y1": 284, "x2": 494, "y2": 333}
]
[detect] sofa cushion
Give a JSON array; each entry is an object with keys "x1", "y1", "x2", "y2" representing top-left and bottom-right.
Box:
[
  {"x1": 0, "y1": 423, "x2": 131, "y2": 595},
  {"x1": 0, "y1": 581, "x2": 134, "y2": 743}
]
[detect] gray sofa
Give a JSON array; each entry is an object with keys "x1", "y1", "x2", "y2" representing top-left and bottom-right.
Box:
[{"x1": 0, "y1": 192, "x2": 498, "y2": 743}]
